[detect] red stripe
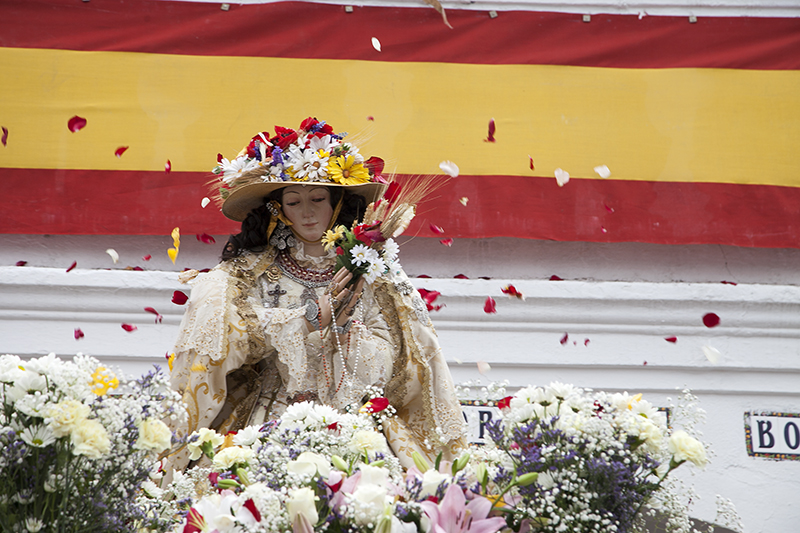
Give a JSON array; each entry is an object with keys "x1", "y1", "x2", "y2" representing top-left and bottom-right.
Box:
[
  {"x1": 1, "y1": 0, "x2": 799, "y2": 69},
  {"x1": 4, "y1": 169, "x2": 799, "y2": 249}
]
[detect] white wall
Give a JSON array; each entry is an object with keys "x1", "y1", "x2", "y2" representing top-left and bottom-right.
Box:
[{"x1": 1, "y1": 234, "x2": 798, "y2": 532}]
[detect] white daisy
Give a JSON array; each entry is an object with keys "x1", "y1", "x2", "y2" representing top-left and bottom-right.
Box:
[
  {"x1": 364, "y1": 257, "x2": 387, "y2": 284},
  {"x1": 20, "y1": 425, "x2": 56, "y2": 448},
  {"x1": 308, "y1": 134, "x2": 338, "y2": 154},
  {"x1": 382, "y1": 239, "x2": 399, "y2": 261},
  {"x1": 219, "y1": 156, "x2": 261, "y2": 183},
  {"x1": 350, "y1": 244, "x2": 371, "y2": 267}
]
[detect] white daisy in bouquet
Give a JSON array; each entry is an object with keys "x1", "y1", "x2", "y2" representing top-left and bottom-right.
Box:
[{"x1": 0, "y1": 352, "x2": 185, "y2": 533}]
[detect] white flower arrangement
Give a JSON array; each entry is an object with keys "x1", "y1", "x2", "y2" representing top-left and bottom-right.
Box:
[{"x1": 0, "y1": 352, "x2": 186, "y2": 533}]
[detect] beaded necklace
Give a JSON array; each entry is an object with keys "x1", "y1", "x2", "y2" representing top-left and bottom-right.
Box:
[{"x1": 275, "y1": 248, "x2": 334, "y2": 288}]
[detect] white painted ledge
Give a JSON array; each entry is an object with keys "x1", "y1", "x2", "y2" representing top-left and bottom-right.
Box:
[{"x1": 170, "y1": 0, "x2": 800, "y2": 18}]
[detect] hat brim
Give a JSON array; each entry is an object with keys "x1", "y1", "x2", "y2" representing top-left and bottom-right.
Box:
[{"x1": 221, "y1": 180, "x2": 388, "y2": 222}]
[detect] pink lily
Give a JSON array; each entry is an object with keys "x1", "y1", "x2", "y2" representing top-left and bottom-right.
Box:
[{"x1": 419, "y1": 484, "x2": 506, "y2": 533}]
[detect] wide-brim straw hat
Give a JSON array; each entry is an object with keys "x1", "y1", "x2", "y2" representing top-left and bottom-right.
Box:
[{"x1": 221, "y1": 179, "x2": 387, "y2": 222}]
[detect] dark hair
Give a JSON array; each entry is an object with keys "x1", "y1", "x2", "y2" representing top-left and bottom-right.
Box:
[{"x1": 221, "y1": 187, "x2": 367, "y2": 261}]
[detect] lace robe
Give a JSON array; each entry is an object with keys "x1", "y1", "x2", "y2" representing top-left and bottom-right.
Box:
[{"x1": 168, "y1": 243, "x2": 466, "y2": 471}]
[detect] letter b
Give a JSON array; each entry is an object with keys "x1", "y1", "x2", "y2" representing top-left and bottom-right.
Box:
[{"x1": 757, "y1": 420, "x2": 775, "y2": 449}]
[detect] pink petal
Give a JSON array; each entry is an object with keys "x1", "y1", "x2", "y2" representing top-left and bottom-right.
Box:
[
  {"x1": 501, "y1": 284, "x2": 524, "y2": 299},
  {"x1": 143, "y1": 254, "x2": 152, "y2": 261},
  {"x1": 604, "y1": 204, "x2": 615, "y2": 213},
  {"x1": 121, "y1": 323, "x2": 137, "y2": 332},
  {"x1": 720, "y1": 280, "x2": 738, "y2": 285},
  {"x1": 114, "y1": 146, "x2": 129, "y2": 158},
  {"x1": 66, "y1": 261, "x2": 77, "y2": 272},
  {"x1": 549, "y1": 275, "x2": 563, "y2": 281},
  {"x1": 1, "y1": 127, "x2": 8, "y2": 147},
  {"x1": 560, "y1": 333, "x2": 569, "y2": 345},
  {"x1": 584, "y1": 338, "x2": 590, "y2": 346},
  {"x1": 417, "y1": 274, "x2": 431, "y2": 278},
  {"x1": 483, "y1": 296, "x2": 497, "y2": 314},
  {"x1": 165, "y1": 160, "x2": 172, "y2": 173},
  {"x1": 430, "y1": 224, "x2": 445, "y2": 235},
  {"x1": 643, "y1": 360, "x2": 648, "y2": 365},
  {"x1": 665, "y1": 336, "x2": 678, "y2": 343},
  {"x1": 601, "y1": 226, "x2": 608, "y2": 233},
  {"x1": 68, "y1": 115, "x2": 87, "y2": 132},
  {"x1": 440, "y1": 238, "x2": 453, "y2": 247},
  {"x1": 15, "y1": 260, "x2": 27, "y2": 266},
  {"x1": 74, "y1": 328, "x2": 84, "y2": 340},
  {"x1": 367, "y1": 115, "x2": 375, "y2": 121},
  {"x1": 144, "y1": 307, "x2": 163, "y2": 323},
  {"x1": 528, "y1": 155, "x2": 535, "y2": 170},
  {"x1": 453, "y1": 274, "x2": 469, "y2": 279},
  {"x1": 131, "y1": 266, "x2": 144, "y2": 271},
  {"x1": 702, "y1": 313, "x2": 720, "y2": 328},
  {"x1": 485, "y1": 118, "x2": 496, "y2": 143},
  {"x1": 172, "y1": 290, "x2": 189, "y2": 305},
  {"x1": 196, "y1": 233, "x2": 216, "y2": 244},
  {"x1": 217, "y1": 153, "x2": 224, "y2": 163}
]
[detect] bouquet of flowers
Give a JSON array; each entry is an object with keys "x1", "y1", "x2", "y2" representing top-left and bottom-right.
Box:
[
  {"x1": 470, "y1": 383, "x2": 713, "y2": 533},
  {"x1": 0, "y1": 353, "x2": 185, "y2": 533}
]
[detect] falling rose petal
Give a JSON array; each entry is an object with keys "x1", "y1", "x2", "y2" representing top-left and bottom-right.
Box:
[
  {"x1": 459, "y1": 197, "x2": 468, "y2": 206},
  {"x1": 549, "y1": 275, "x2": 563, "y2": 281},
  {"x1": 217, "y1": 153, "x2": 224, "y2": 164},
  {"x1": 485, "y1": 118, "x2": 496, "y2": 143},
  {"x1": 453, "y1": 274, "x2": 469, "y2": 279},
  {"x1": 16, "y1": 260, "x2": 27, "y2": 266},
  {"x1": 554, "y1": 168, "x2": 570, "y2": 187},
  {"x1": 702, "y1": 345, "x2": 721, "y2": 364},
  {"x1": 105, "y1": 248, "x2": 119, "y2": 264},
  {"x1": 643, "y1": 360, "x2": 648, "y2": 365},
  {"x1": 720, "y1": 280, "x2": 738, "y2": 286},
  {"x1": 593, "y1": 165, "x2": 611, "y2": 179},
  {"x1": 144, "y1": 307, "x2": 163, "y2": 324},
  {"x1": 74, "y1": 328, "x2": 84, "y2": 340},
  {"x1": 483, "y1": 296, "x2": 497, "y2": 314},
  {"x1": 165, "y1": 160, "x2": 172, "y2": 173},
  {"x1": 439, "y1": 160, "x2": 459, "y2": 177},
  {"x1": 417, "y1": 274, "x2": 431, "y2": 278},
  {"x1": 664, "y1": 336, "x2": 678, "y2": 343},
  {"x1": 604, "y1": 204, "x2": 615, "y2": 213},
  {"x1": 371, "y1": 37, "x2": 382, "y2": 52},
  {"x1": 68, "y1": 115, "x2": 87, "y2": 132},
  {"x1": 114, "y1": 146, "x2": 129, "y2": 158},
  {"x1": 66, "y1": 261, "x2": 77, "y2": 273},
  {"x1": 429, "y1": 224, "x2": 445, "y2": 235},
  {"x1": 201, "y1": 197, "x2": 211, "y2": 208},
  {"x1": 584, "y1": 338, "x2": 590, "y2": 346},
  {"x1": 121, "y1": 323, "x2": 138, "y2": 332},
  {"x1": 172, "y1": 290, "x2": 189, "y2": 305},
  {"x1": 367, "y1": 116, "x2": 375, "y2": 121},
  {"x1": 528, "y1": 155, "x2": 535, "y2": 171},
  {"x1": 477, "y1": 361, "x2": 491, "y2": 375},
  {"x1": 1, "y1": 127, "x2": 8, "y2": 146},
  {"x1": 171, "y1": 227, "x2": 181, "y2": 248},
  {"x1": 142, "y1": 254, "x2": 152, "y2": 261},
  {"x1": 364, "y1": 156, "x2": 385, "y2": 177},
  {"x1": 167, "y1": 248, "x2": 178, "y2": 264},
  {"x1": 702, "y1": 313, "x2": 720, "y2": 328},
  {"x1": 131, "y1": 266, "x2": 144, "y2": 271},
  {"x1": 196, "y1": 233, "x2": 216, "y2": 244},
  {"x1": 501, "y1": 284, "x2": 524, "y2": 299},
  {"x1": 560, "y1": 333, "x2": 569, "y2": 345},
  {"x1": 440, "y1": 238, "x2": 454, "y2": 247},
  {"x1": 478, "y1": 276, "x2": 492, "y2": 280},
  {"x1": 601, "y1": 226, "x2": 608, "y2": 234},
  {"x1": 453, "y1": 357, "x2": 463, "y2": 364}
]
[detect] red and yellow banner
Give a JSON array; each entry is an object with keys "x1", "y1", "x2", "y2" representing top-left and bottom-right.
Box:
[{"x1": 1, "y1": 0, "x2": 799, "y2": 246}]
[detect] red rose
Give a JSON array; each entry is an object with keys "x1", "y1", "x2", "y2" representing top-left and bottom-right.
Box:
[
  {"x1": 271, "y1": 126, "x2": 298, "y2": 150},
  {"x1": 364, "y1": 156, "x2": 385, "y2": 177},
  {"x1": 353, "y1": 223, "x2": 384, "y2": 246},
  {"x1": 335, "y1": 246, "x2": 345, "y2": 256}
]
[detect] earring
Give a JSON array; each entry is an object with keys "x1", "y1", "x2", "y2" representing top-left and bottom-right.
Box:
[{"x1": 270, "y1": 220, "x2": 296, "y2": 250}]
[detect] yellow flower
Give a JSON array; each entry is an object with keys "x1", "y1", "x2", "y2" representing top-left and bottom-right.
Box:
[
  {"x1": 90, "y1": 366, "x2": 119, "y2": 396},
  {"x1": 327, "y1": 155, "x2": 370, "y2": 185},
  {"x1": 321, "y1": 225, "x2": 347, "y2": 251}
]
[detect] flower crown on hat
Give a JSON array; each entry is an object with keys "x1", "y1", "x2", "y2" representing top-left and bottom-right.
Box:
[{"x1": 213, "y1": 117, "x2": 386, "y2": 202}]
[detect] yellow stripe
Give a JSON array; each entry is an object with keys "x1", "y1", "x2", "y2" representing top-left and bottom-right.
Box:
[{"x1": 1, "y1": 47, "x2": 799, "y2": 187}]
